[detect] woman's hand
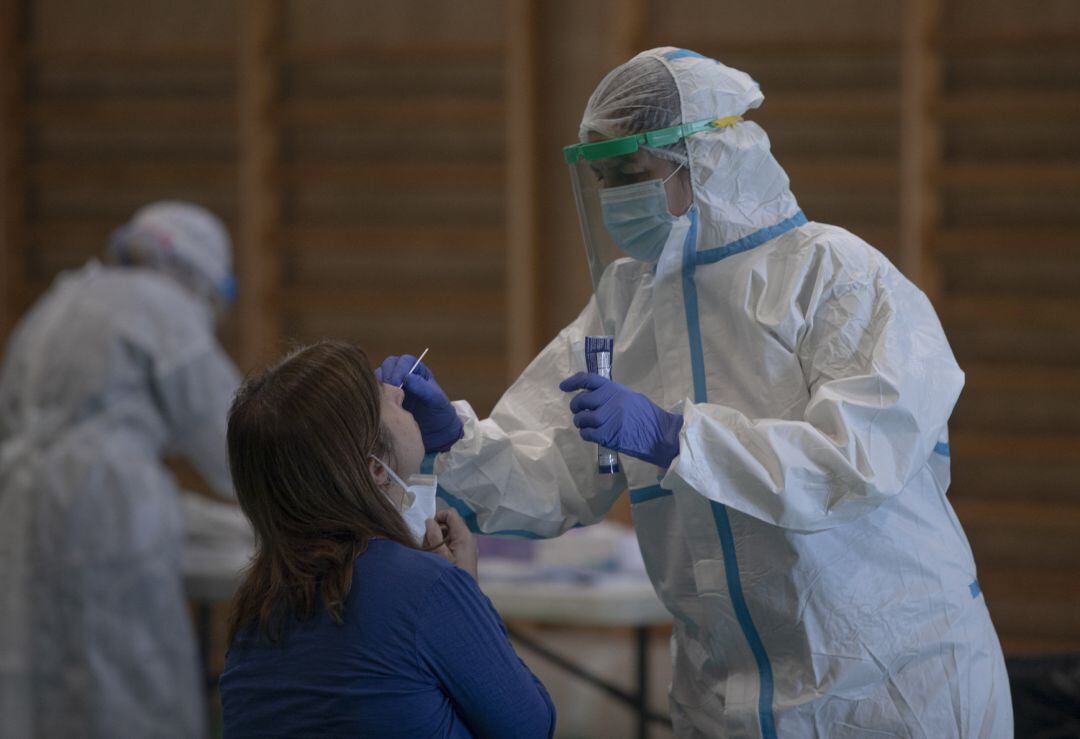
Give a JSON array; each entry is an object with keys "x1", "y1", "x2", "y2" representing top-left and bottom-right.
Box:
[{"x1": 423, "y1": 509, "x2": 478, "y2": 580}]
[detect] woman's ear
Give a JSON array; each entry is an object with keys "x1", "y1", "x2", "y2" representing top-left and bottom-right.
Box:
[{"x1": 368, "y1": 456, "x2": 390, "y2": 488}]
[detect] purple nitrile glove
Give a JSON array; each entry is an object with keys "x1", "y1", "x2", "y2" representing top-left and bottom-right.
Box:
[
  {"x1": 376, "y1": 354, "x2": 463, "y2": 454},
  {"x1": 560, "y1": 372, "x2": 684, "y2": 469}
]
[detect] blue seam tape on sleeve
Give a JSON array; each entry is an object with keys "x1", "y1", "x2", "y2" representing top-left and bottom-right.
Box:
[{"x1": 629, "y1": 485, "x2": 672, "y2": 505}]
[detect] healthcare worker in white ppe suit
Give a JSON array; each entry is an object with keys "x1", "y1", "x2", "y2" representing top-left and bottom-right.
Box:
[
  {"x1": 0, "y1": 201, "x2": 241, "y2": 737},
  {"x1": 378, "y1": 49, "x2": 1012, "y2": 737}
]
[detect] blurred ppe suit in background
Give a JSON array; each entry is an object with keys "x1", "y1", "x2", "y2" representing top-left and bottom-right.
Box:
[
  {"x1": 381, "y1": 48, "x2": 1012, "y2": 738},
  {"x1": 0, "y1": 201, "x2": 241, "y2": 738}
]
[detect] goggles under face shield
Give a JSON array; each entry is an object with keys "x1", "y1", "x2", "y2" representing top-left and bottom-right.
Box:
[{"x1": 563, "y1": 117, "x2": 741, "y2": 303}]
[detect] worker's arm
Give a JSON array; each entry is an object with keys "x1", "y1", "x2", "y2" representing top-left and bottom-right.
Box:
[
  {"x1": 154, "y1": 339, "x2": 241, "y2": 500},
  {"x1": 381, "y1": 299, "x2": 627, "y2": 538},
  {"x1": 663, "y1": 266, "x2": 964, "y2": 532}
]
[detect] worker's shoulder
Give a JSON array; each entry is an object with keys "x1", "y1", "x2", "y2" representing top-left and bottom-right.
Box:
[
  {"x1": 76, "y1": 264, "x2": 204, "y2": 320},
  {"x1": 792, "y1": 221, "x2": 886, "y2": 263},
  {"x1": 28, "y1": 263, "x2": 209, "y2": 347},
  {"x1": 785, "y1": 221, "x2": 898, "y2": 285},
  {"x1": 101, "y1": 268, "x2": 217, "y2": 349}
]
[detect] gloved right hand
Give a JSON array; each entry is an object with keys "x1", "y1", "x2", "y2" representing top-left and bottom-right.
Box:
[{"x1": 375, "y1": 355, "x2": 463, "y2": 454}]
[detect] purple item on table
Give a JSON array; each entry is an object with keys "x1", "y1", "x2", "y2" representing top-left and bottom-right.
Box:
[{"x1": 477, "y1": 536, "x2": 536, "y2": 561}]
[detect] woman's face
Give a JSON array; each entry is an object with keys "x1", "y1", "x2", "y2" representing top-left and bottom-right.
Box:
[{"x1": 378, "y1": 382, "x2": 425, "y2": 484}]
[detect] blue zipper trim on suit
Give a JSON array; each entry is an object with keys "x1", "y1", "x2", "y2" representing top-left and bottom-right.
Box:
[
  {"x1": 711, "y1": 502, "x2": 778, "y2": 739},
  {"x1": 424, "y1": 453, "x2": 584, "y2": 538},
  {"x1": 934, "y1": 441, "x2": 950, "y2": 457},
  {"x1": 970, "y1": 580, "x2": 981, "y2": 599},
  {"x1": 630, "y1": 484, "x2": 673, "y2": 505},
  {"x1": 696, "y1": 210, "x2": 808, "y2": 267},
  {"x1": 681, "y1": 211, "x2": 806, "y2": 739},
  {"x1": 681, "y1": 210, "x2": 709, "y2": 403}
]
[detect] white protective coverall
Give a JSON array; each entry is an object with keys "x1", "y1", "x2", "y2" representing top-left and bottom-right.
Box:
[
  {"x1": 425, "y1": 49, "x2": 1012, "y2": 737},
  {"x1": 0, "y1": 205, "x2": 240, "y2": 737}
]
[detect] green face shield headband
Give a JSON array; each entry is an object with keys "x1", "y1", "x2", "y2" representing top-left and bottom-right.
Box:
[{"x1": 562, "y1": 116, "x2": 742, "y2": 164}]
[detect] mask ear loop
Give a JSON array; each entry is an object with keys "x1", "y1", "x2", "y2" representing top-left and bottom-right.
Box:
[
  {"x1": 661, "y1": 162, "x2": 685, "y2": 185},
  {"x1": 659, "y1": 161, "x2": 694, "y2": 217},
  {"x1": 368, "y1": 455, "x2": 415, "y2": 510}
]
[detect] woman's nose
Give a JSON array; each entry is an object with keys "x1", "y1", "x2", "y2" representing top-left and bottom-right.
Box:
[{"x1": 389, "y1": 385, "x2": 405, "y2": 404}]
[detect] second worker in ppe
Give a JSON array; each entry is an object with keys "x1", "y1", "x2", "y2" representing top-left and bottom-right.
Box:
[
  {"x1": 0, "y1": 201, "x2": 242, "y2": 738},
  {"x1": 378, "y1": 48, "x2": 1012, "y2": 738}
]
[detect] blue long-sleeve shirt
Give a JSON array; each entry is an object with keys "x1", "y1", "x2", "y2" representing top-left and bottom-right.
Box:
[{"x1": 220, "y1": 538, "x2": 555, "y2": 738}]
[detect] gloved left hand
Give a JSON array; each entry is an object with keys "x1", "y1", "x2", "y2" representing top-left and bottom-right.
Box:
[
  {"x1": 376, "y1": 355, "x2": 464, "y2": 454},
  {"x1": 560, "y1": 372, "x2": 684, "y2": 469}
]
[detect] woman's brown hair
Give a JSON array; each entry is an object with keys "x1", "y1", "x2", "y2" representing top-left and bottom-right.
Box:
[{"x1": 225, "y1": 340, "x2": 418, "y2": 642}]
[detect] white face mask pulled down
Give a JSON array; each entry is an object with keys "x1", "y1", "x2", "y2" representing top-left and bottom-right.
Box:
[{"x1": 370, "y1": 455, "x2": 437, "y2": 545}]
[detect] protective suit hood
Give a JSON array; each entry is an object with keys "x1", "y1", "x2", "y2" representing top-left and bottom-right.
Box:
[
  {"x1": 107, "y1": 200, "x2": 236, "y2": 311},
  {"x1": 579, "y1": 47, "x2": 801, "y2": 258}
]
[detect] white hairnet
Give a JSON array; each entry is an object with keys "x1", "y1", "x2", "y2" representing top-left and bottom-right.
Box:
[
  {"x1": 108, "y1": 201, "x2": 235, "y2": 309},
  {"x1": 579, "y1": 55, "x2": 688, "y2": 164},
  {"x1": 579, "y1": 48, "x2": 765, "y2": 166}
]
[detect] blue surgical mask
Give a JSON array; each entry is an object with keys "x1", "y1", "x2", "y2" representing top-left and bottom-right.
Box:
[{"x1": 599, "y1": 166, "x2": 683, "y2": 262}]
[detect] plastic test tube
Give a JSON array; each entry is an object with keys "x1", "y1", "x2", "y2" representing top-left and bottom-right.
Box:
[{"x1": 584, "y1": 336, "x2": 620, "y2": 475}]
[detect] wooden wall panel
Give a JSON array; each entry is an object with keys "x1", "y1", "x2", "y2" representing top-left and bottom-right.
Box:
[
  {"x1": 31, "y1": 0, "x2": 235, "y2": 48},
  {"x1": 535, "y1": 0, "x2": 613, "y2": 341},
  {"x1": 12, "y1": 0, "x2": 240, "y2": 351},
  {"x1": 505, "y1": 0, "x2": 541, "y2": 378},
  {"x1": 277, "y1": 1, "x2": 508, "y2": 415},
  {"x1": 282, "y1": 0, "x2": 504, "y2": 47},
  {"x1": 899, "y1": 0, "x2": 942, "y2": 293},
  {"x1": 945, "y1": 0, "x2": 1080, "y2": 38},
  {"x1": 6, "y1": 0, "x2": 516, "y2": 401},
  {"x1": 639, "y1": 17, "x2": 905, "y2": 264},
  {"x1": 0, "y1": 0, "x2": 27, "y2": 342},
  {"x1": 652, "y1": 0, "x2": 904, "y2": 38},
  {"x1": 237, "y1": 0, "x2": 282, "y2": 368},
  {"x1": 936, "y1": 11, "x2": 1080, "y2": 653}
]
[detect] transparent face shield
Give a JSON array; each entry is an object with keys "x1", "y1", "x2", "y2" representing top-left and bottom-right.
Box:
[{"x1": 563, "y1": 117, "x2": 740, "y2": 297}]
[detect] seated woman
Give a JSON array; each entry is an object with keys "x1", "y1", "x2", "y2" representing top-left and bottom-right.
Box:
[{"x1": 218, "y1": 340, "x2": 555, "y2": 738}]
